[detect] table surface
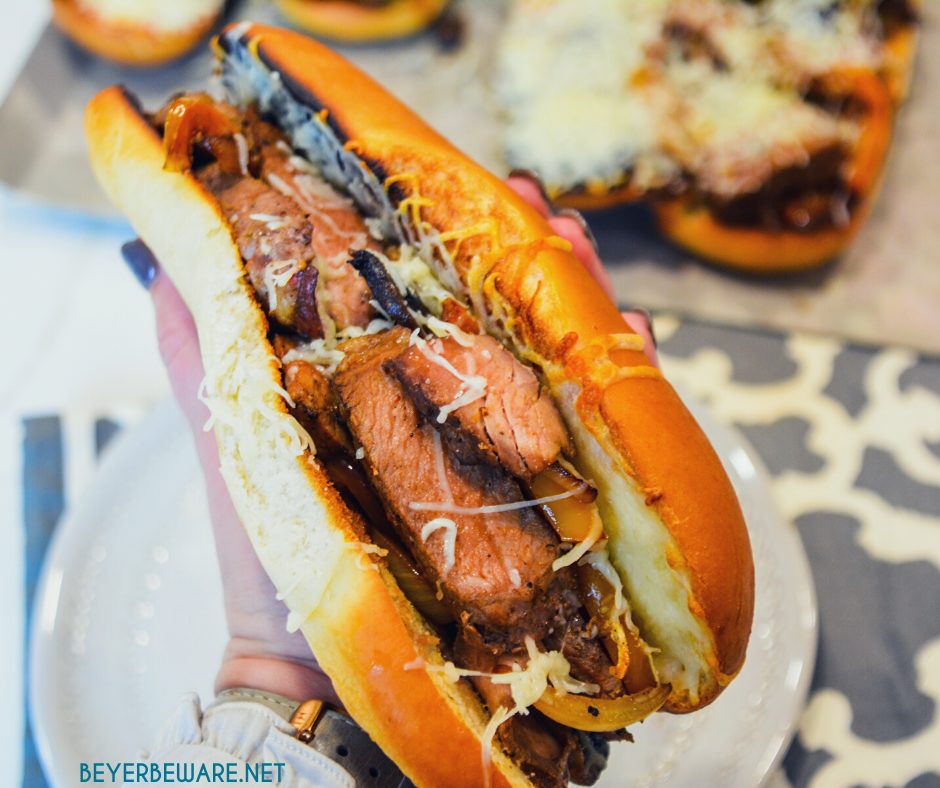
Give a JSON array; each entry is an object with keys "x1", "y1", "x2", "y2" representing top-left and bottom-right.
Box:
[
  {"x1": 1, "y1": 4, "x2": 939, "y2": 787},
  {"x1": 1, "y1": 0, "x2": 939, "y2": 353}
]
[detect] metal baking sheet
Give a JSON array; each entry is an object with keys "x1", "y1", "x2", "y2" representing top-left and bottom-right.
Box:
[{"x1": 1, "y1": 0, "x2": 937, "y2": 353}]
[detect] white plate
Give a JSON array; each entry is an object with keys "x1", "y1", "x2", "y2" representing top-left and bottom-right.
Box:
[{"x1": 31, "y1": 395, "x2": 817, "y2": 787}]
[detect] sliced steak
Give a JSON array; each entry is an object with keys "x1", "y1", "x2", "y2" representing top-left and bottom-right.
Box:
[
  {"x1": 198, "y1": 163, "x2": 320, "y2": 336},
  {"x1": 244, "y1": 110, "x2": 377, "y2": 329},
  {"x1": 282, "y1": 369, "x2": 351, "y2": 461},
  {"x1": 333, "y1": 328, "x2": 562, "y2": 638},
  {"x1": 388, "y1": 333, "x2": 570, "y2": 479}
]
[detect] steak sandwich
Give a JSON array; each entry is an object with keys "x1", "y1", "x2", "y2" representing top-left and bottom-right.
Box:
[
  {"x1": 496, "y1": 0, "x2": 919, "y2": 273},
  {"x1": 86, "y1": 23, "x2": 754, "y2": 787}
]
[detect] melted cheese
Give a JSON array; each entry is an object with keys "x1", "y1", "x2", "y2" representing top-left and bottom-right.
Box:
[
  {"x1": 496, "y1": 0, "x2": 677, "y2": 193},
  {"x1": 763, "y1": 0, "x2": 882, "y2": 79},
  {"x1": 496, "y1": 0, "x2": 879, "y2": 198},
  {"x1": 79, "y1": 0, "x2": 220, "y2": 31}
]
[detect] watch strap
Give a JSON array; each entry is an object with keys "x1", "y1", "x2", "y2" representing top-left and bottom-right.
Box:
[{"x1": 215, "y1": 689, "x2": 412, "y2": 787}]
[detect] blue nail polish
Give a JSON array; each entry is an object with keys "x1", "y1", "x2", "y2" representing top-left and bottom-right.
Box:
[{"x1": 121, "y1": 240, "x2": 159, "y2": 289}]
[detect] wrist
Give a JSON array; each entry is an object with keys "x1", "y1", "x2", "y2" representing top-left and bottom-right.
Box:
[{"x1": 216, "y1": 638, "x2": 339, "y2": 706}]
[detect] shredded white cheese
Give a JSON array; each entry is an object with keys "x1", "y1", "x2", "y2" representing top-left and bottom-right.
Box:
[
  {"x1": 420, "y1": 518, "x2": 458, "y2": 574},
  {"x1": 355, "y1": 541, "x2": 389, "y2": 572},
  {"x1": 261, "y1": 259, "x2": 302, "y2": 312},
  {"x1": 410, "y1": 484, "x2": 588, "y2": 516},
  {"x1": 249, "y1": 212, "x2": 288, "y2": 230},
  {"x1": 233, "y1": 132, "x2": 249, "y2": 176},
  {"x1": 412, "y1": 636, "x2": 600, "y2": 778},
  {"x1": 421, "y1": 315, "x2": 476, "y2": 346}
]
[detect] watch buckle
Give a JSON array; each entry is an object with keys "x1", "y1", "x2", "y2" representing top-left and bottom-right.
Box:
[{"x1": 289, "y1": 699, "x2": 326, "y2": 743}]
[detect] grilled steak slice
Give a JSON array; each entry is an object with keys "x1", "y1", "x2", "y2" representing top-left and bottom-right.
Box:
[
  {"x1": 333, "y1": 328, "x2": 563, "y2": 637},
  {"x1": 286, "y1": 372, "x2": 351, "y2": 460},
  {"x1": 244, "y1": 109, "x2": 377, "y2": 330},
  {"x1": 193, "y1": 106, "x2": 379, "y2": 335},
  {"x1": 388, "y1": 333, "x2": 570, "y2": 479},
  {"x1": 198, "y1": 163, "x2": 320, "y2": 336}
]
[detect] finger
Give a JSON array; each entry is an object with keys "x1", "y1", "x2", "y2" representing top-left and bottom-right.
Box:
[
  {"x1": 505, "y1": 170, "x2": 553, "y2": 218},
  {"x1": 150, "y1": 273, "x2": 209, "y2": 437},
  {"x1": 622, "y1": 309, "x2": 660, "y2": 368},
  {"x1": 547, "y1": 213, "x2": 616, "y2": 301}
]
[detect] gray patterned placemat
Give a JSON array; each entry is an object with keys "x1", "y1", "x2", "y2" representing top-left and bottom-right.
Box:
[{"x1": 654, "y1": 316, "x2": 940, "y2": 787}]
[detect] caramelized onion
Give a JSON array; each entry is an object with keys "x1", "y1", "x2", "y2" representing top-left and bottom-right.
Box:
[
  {"x1": 577, "y1": 563, "x2": 658, "y2": 689},
  {"x1": 622, "y1": 625, "x2": 658, "y2": 694},
  {"x1": 163, "y1": 94, "x2": 240, "y2": 173},
  {"x1": 530, "y1": 464, "x2": 599, "y2": 543},
  {"x1": 534, "y1": 685, "x2": 669, "y2": 732},
  {"x1": 324, "y1": 457, "x2": 389, "y2": 532},
  {"x1": 370, "y1": 531, "x2": 454, "y2": 627},
  {"x1": 577, "y1": 563, "x2": 629, "y2": 680},
  {"x1": 812, "y1": 69, "x2": 891, "y2": 197}
]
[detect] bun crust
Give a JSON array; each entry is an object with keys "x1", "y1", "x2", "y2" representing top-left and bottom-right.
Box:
[
  {"x1": 86, "y1": 24, "x2": 753, "y2": 782},
  {"x1": 275, "y1": 0, "x2": 448, "y2": 41},
  {"x1": 52, "y1": 0, "x2": 221, "y2": 66}
]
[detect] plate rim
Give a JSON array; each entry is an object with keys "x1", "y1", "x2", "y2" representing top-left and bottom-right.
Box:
[{"x1": 29, "y1": 396, "x2": 818, "y2": 787}]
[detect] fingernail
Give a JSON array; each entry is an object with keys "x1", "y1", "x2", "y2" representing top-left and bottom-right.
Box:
[
  {"x1": 121, "y1": 239, "x2": 159, "y2": 289},
  {"x1": 508, "y1": 168, "x2": 555, "y2": 212},
  {"x1": 622, "y1": 306, "x2": 658, "y2": 350},
  {"x1": 555, "y1": 207, "x2": 599, "y2": 256}
]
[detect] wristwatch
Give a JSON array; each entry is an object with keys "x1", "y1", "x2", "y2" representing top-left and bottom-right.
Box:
[{"x1": 217, "y1": 689, "x2": 413, "y2": 787}]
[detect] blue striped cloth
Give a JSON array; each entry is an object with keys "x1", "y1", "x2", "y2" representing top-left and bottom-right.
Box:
[{"x1": 22, "y1": 416, "x2": 120, "y2": 788}]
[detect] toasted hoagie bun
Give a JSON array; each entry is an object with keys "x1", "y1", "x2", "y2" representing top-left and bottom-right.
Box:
[
  {"x1": 52, "y1": 0, "x2": 223, "y2": 66},
  {"x1": 86, "y1": 23, "x2": 753, "y2": 786},
  {"x1": 275, "y1": 0, "x2": 449, "y2": 41}
]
